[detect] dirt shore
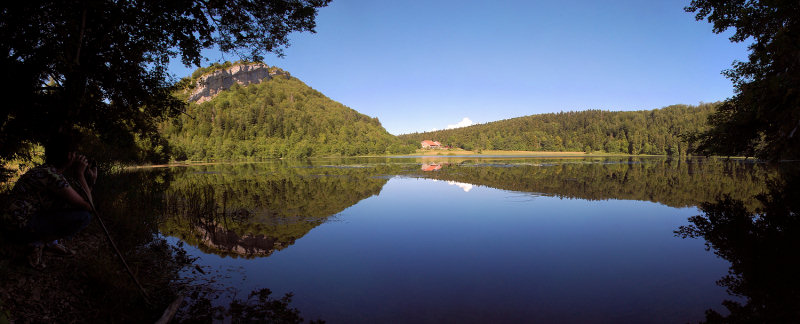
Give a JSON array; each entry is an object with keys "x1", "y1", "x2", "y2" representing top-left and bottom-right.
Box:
[{"x1": 0, "y1": 224, "x2": 181, "y2": 323}]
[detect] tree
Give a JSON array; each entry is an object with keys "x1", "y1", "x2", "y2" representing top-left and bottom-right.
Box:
[
  {"x1": 687, "y1": 0, "x2": 800, "y2": 160},
  {"x1": 398, "y1": 104, "x2": 717, "y2": 155},
  {"x1": 0, "y1": 0, "x2": 329, "y2": 180}
]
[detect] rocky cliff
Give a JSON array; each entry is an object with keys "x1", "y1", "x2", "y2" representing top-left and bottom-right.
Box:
[
  {"x1": 187, "y1": 63, "x2": 288, "y2": 103},
  {"x1": 193, "y1": 223, "x2": 294, "y2": 258}
]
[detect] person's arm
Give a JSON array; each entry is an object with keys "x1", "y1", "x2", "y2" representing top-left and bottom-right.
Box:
[
  {"x1": 54, "y1": 185, "x2": 93, "y2": 211},
  {"x1": 53, "y1": 154, "x2": 95, "y2": 211},
  {"x1": 86, "y1": 164, "x2": 98, "y2": 189},
  {"x1": 73, "y1": 154, "x2": 95, "y2": 208}
]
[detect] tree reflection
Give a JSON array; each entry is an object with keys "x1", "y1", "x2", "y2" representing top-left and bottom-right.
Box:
[
  {"x1": 94, "y1": 157, "x2": 790, "y2": 322},
  {"x1": 675, "y1": 165, "x2": 800, "y2": 322},
  {"x1": 158, "y1": 158, "x2": 780, "y2": 258},
  {"x1": 177, "y1": 287, "x2": 324, "y2": 323},
  {"x1": 419, "y1": 157, "x2": 774, "y2": 209},
  {"x1": 160, "y1": 162, "x2": 392, "y2": 258}
]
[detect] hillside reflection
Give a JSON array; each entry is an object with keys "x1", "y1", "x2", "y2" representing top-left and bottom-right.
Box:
[
  {"x1": 413, "y1": 157, "x2": 774, "y2": 210},
  {"x1": 675, "y1": 164, "x2": 800, "y2": 322},
  {"x1": 159, "y1": 161, "x2": 397, "y2": 258},
  {"x1": 150, "y1": 157, "x2": 778, "y2": 259}
]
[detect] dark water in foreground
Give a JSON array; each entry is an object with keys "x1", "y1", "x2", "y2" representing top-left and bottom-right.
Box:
[{"x1": 118, "y1": 157, "x2": 799, "y2": 323}]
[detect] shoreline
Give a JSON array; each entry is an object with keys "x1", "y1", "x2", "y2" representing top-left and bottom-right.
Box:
[
  {"x1": 3, "y1": 152, "x2": 749, "y2": 174},
  {"x1": 122, "y1": 151, "x2": 649, "y2": 169},
  {"x1": 393, "y1": 149, "x2": 615, "y2": 157}
]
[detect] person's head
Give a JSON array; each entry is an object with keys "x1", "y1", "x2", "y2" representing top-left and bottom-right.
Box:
[{"x1": 44, "y1": 135, "x2": 77, "y2": 168}]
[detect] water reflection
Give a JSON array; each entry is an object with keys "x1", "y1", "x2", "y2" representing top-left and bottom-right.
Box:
[
  {"x1": 676, "y1": 164, "x2": 800, "y2": 322},
  {"x1": 159, "y1": 161, "x2": 392, "y2": 258},
  {"x1": 446, "y1": 180, "x2": 473, "y2": 192},
  {"x1": 116, "y1": 157, "x2": 794, "y2": 322},
  {"x1": 420, "y1": 162, "x2": 442, "y2": 171},
  {"x1": 153, "y1": 157, "x2": 776, "y2": 259},
  {"x1": 418, "y1": 157, "x2": 773, "y2": 209}
]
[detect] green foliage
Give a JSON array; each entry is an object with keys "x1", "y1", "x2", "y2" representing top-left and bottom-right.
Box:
[
  {"x1": 162, "y1": 68, "x2": 416, "y2": 159},
  {"x1": 686, "y1": 1, "x2": 800, "y2": 160},
  {"x1": 400, "y1": 104, "x2": 718, "y2": 155},
  {"x1": 0, "y1": 0, "x2": 329, "y2": 180}
]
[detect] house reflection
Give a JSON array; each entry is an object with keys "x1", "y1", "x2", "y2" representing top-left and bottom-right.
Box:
[{"x1": 421, "y1": 163, "x2": 442, "y2": 171}]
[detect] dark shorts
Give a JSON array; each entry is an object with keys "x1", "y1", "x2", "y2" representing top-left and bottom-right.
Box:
[{"x1": 23, "y1": 209, "x2": 92, "y2": 244}]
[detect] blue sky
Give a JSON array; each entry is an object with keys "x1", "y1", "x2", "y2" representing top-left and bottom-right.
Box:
[{"x1": 169, "y1": 0, "x2": 749, "y2": 135}]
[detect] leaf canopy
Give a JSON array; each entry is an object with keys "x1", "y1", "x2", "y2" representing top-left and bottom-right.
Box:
[{"x1": 0, "y1": 0, "x2": 329, "y2": 179}]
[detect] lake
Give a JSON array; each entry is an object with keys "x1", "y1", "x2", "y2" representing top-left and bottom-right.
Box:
[{"x1": 113, "y1": 157, "x2": 796, "y2": 323}]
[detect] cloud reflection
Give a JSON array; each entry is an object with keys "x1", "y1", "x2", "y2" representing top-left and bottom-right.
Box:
[{"x1": 447, "y1": 181, "x2": 473, "y2": 192}]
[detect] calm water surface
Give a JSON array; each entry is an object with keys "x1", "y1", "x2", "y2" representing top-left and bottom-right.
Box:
[{"x1": 140, "y1": 157, "x2": 788, "y2": 323}]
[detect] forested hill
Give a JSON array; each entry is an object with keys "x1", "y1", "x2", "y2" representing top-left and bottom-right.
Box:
[
  {"x1": 161, "y1": 63, "x2": 718, "y2": 159},
  {"x1": 399, "y1": 103, "x2": 718, "y2": 155},
  {"x1": 160, "y1": 63, "x2": 416, "y2": 160}
]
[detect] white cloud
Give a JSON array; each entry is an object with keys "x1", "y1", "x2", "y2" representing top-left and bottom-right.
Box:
[{"x1": 446, "y1": 117, "x2": 474, "y2": 130}]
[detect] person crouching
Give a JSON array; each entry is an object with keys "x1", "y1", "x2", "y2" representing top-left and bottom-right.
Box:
[{"x1": 2, "y1": 137, "x2": 96, "y2": 269}]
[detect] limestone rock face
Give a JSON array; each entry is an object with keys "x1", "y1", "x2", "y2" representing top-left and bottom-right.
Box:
[
  {"x1": 188, "y1": 63, "x2": 286, "y2": 103},
  {"x1": 194, "y1": 223, "x2": 295, "y2": 258}
]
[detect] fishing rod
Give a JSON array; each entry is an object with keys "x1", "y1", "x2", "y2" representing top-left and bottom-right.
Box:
[{"x1": 75, "y1": 164, "x2": 151, "y2": 305}]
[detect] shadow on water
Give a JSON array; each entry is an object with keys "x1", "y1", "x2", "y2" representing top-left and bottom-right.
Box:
[{"x1": 675, "y1": 163, "x2": 800, "y2": 322}]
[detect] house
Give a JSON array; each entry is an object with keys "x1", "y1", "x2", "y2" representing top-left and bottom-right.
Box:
[{"x1": 420, "y1": 140, "x2": 442, "y2": 149}]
